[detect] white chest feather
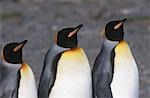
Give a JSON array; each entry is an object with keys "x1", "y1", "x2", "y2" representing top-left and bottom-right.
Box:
[
  {"x1": 49, "y1": 48, "x2": 92, "y2": 98},
  {"x1": 18, "y1": 64, "x2": 37, "y2": 98},
  {"x1": 111, "y1": 41, "x2": 139, "y2": 98}
]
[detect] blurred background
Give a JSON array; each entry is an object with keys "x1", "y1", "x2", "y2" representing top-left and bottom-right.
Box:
[{"x1": 0, "y1": 0, "x2": 149, "y2": 97}]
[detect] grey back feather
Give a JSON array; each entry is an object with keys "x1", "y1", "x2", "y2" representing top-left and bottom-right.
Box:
[
  {"x1": 38, "y1": 43, "x2": 69, "y2": 98},
  {"x1": 0, "y1": 60, "x2": 21, "y2": 98},
  {"x1": 92, "y1": 39, "x2": 118, "y2": 98}
]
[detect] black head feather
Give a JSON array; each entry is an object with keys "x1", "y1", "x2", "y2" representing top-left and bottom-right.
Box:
[
  {"x1": 3, "y1": 40, "x2": 28, "y2": 64},
  {"x1": 105, "y1": 18, "x2": 127, "y2": 41},
  {"x1": 57, "y1": 24, "x2": 83, "y2": 48}
]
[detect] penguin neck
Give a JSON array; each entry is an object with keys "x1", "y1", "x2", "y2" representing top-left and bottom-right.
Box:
[
  {"x1": 102, "y1": 38, "x2": 119, "y2": 52},
  {"x1": 1, "y1": 58, "x2": 21, "y2": 72},
  {"x1": 52, "y1": 42, "x2": 70, "y2": 53}
]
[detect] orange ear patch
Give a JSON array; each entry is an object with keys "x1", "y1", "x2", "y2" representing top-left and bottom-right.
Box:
[
  {"x1": 54, "y1": 33, "x2": 58, "y2": 43},
  {"x1": 100, "y1": 29, "x2": 105, "y2": 38},
  {"x1": 1, "y1": 50, "x2": 4, "y2": 60}
]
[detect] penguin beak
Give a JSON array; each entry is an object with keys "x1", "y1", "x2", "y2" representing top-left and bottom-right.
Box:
[
  {"x1": 114, "y1": 18, "x2": 127, "y2": 29},
  {"x1": 13, "y1": 40, "x2": 28, "y2": 52},
  {"x1": 68, "y1": 24, "x2": 83, "y2": 37},
  {"x1": 121, "y1": 18, "x2": 127, "y2": 22}
]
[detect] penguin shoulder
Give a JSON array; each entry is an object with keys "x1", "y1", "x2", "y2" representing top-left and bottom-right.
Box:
[
  {"x1": 62, "y1": 47, "x2": 86, "y2": 58},
  {"x1": 115, "y1": 40, "x2": 132, "y2": 57},
  {"x1": 65, "y1": 47, "x2": 84, "y2": 53},
  {"x1": 20, "y1": 63, "x2": 34, "y2": 77},
  {"x1": 114, "y1": 40, "x2": 137, "y2": 68},
  {"x1": 19, "y1": 63, "x2": 37, "y2": 98},
  {"x1": 59, "y1": 47, "x2": 90, "y2": 67}
]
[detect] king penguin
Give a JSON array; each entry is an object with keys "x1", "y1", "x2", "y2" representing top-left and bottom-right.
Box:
[
  {"x1": 0, "y1": 40, "x2": 37, "y2": 98},
  {"x1": 38, "y1": 24, "x2": 92, "y2": 98},
  {"x1": 92, "y1": 18, "x2": 139, "y2": 98}
]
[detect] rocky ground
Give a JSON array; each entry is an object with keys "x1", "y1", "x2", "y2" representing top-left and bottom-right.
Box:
[{"x1": 0, "y1": 0, "x2": 149, "y2": 97}]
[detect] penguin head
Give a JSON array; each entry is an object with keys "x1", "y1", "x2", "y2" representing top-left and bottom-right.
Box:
[
  {"x1": 2, "y1": 40, "x2": 28, "y2": 64},
  {"x1": 105, "y1": 18, "x2": 127, "y2": 41},
  {"x1": 56, "y1": 24, "x2": 83, "y2": 48}
]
